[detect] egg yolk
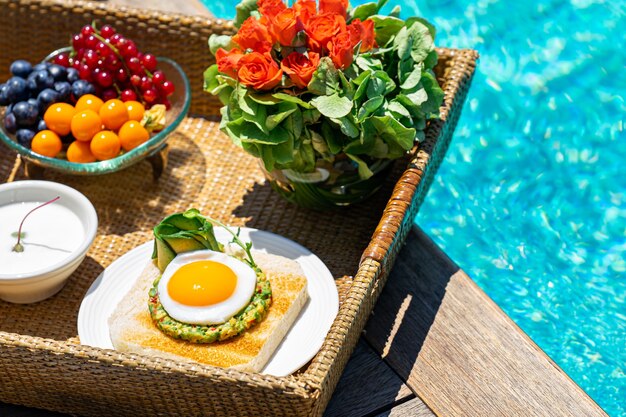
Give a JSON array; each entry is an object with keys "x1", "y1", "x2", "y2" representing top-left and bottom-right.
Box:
[{"x1": 167, "y1": 261, "x2": 237, "y2": 306}]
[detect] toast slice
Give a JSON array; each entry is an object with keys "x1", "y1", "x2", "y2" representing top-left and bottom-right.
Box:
[{"x1": 108, "y1": 251, "x2": 308, "y2": 373}]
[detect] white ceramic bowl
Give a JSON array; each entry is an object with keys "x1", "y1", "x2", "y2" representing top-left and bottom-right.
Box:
[{"x1": 0, "y1": 181, "x2": 98, "y2": 303}]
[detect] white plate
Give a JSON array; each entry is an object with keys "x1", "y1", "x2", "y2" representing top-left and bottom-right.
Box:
[{"x1": 77, "y1": 227, "x2": 338, "y2": 376}]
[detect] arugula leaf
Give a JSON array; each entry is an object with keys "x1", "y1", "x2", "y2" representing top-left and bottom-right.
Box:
[
  {"x1": 234, "y1": 0, "x2": 258, "y2": 28},
  {"x1": 308, "y1": 57, "x2": 340, "y2": 95},
  {"x1": 330, "y1": 114, "x2": 360, "y2": 138},
  {"x1": 266, "y1": 102, "x2": 298, "y2": 130},
  {"x1": 369, "y1": 15, "x2": 405, "y2": 46},
  {"x1": 208, "y1": 34, "x2": 234, "y2": 55},
  {"x1": 350, "y1": 2, "x2": 378, "y2": 21},
  {"x1": 420, "y1": 70, "x2": 445, "y2": 114},
  {"x1": 310, "y1": 93, "x2": 353, "y2": 118},
  {"x1": 272, "y1": 92, "x2": 314, "y2": 109},
  {"x1": 347, "y1": 154, "x2": 374, "y2": 179},
  {"x1": 357, "y1": 96, "x2": 385, "y2": 121},
  {"x1": 321, "y1": 122, "x2": 344, "y2": 154}
]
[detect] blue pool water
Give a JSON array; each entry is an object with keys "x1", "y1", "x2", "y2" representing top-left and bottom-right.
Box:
[{"x1": 203, "y1": 1, "x2": 625, "y2": 414}]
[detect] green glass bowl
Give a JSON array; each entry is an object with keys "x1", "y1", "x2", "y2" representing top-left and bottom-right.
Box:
[{"x1": 0, "y1": 48, "x2": 190, "y2": 175}]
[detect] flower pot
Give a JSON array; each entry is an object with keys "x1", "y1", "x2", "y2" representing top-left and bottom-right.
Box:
[{"x1": 260, "y1": 157, "x2": 393, "y2": 210}]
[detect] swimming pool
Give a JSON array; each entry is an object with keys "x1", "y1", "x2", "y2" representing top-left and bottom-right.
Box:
[{"x1": 202, "y1": 0, "x2": 625, "y2": 414}]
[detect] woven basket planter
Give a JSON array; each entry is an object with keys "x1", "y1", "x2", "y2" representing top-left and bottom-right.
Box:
[{"x1": 0, "y1": 1, "x2": 478, "y2": 415}]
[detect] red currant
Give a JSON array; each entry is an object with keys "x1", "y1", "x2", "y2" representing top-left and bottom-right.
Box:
[
  {"x1": 127, "y1": 57, "x2": 143, "y2": 75},
  {"x1": 79, "y1": 64, "x2": 93, "y2": 81},
  {"x1": 96, "y1": 42, "x2": 112, "y2": 58},
  {"x1": 160, "y1": 80, "x2": 175, "y2": 97},
  {"x1": 81, "y1": 25, "x2": 95, "y2": 37},
  {"x1": 72, "y1": 34, "x2": 84, "y2": 50},
  {"x1": 101, "y1": 88, "x2": 118, "y2": 101},
  {"x1": 121, "y1": 41, "x2": 138, "y2": 58},
  {"x1": 104, "y1": 55, "x2": 121, "y2": 71},
  {"x1": 85, "y1": 34, "x2": 98, "y2": 49},
  {"x1": 100, "y1": 24, "x2": 116, "y2": 39},
  {"x1": 97, "y1": 70, "x2": 114, "y2": 87},
  {"x1": 140, "y1": 76, "x2": 153, "y2": 92},
  {"x1": 142, "y1": 54, "x2": 158, "y2": 72},
  {"x1": 152, "y1": 70, "x2": 165, "y2": 87},
  {"x1": 115, "y1": 68, "x2": 129, "y2": 83},
  {"x1": 110, "y1": 33, "x2": 122, "y2": 45},
  {"x1": 54, "y1": 53, "x2": 70, "y2": 67},
  {"x1": 120, "y1": 89, "x2": 138, "y2": 102},
  {"x1": 130, "y1": 74, "x2": 142, "y2": 87},
  {"x1": 84, "y1": 50, "x2": 99, "y2": 68},
  {"x1": 143, "y1": 88, "x2": 158, "y2": 103}
]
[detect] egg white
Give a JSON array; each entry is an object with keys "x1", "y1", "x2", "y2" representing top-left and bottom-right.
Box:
[{"x1": 157, "y1": 250, "x2": 257, "y2": 325}]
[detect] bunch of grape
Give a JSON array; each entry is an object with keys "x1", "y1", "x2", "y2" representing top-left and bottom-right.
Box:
[
  {"x1": 54, "y1": 24, "x2": 175, "y2": 107},
  {"x1": 0, "y1": 59, "x2": 97, "y2": 147}
]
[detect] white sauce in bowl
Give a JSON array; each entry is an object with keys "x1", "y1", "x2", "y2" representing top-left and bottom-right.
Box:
[{"x1": 0, "y1": 202, "x2": 85, "y2": 276}]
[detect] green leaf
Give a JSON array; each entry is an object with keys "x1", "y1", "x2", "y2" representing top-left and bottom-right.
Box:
[
  {"x1": 350, "y1": 2, "x2": 378, "y2": 21},
  {"x1": 399, "y1": 64, "x2": 423, "y2": 90},
  {"x1": 407, "y1": 16, "x2": 437, "y2": 39},
  {"x1": 203, "y1": 65, "x2": 220, "y2": 93},
  {"x1": 347, "y1": 154, "x2": 374, "y2": 179},
  {"x1": 272, "y1": 92, "x2": 314, "y2": 109},
  {"x1": 273, "y1": 131, "x2": 295, "y2": 165},
  {"x1": 302, "y1": 108, "x2": 321, "y2": 124},
  {"x1": 387, "y1": 99, "x2": 412, "y2": 119},
  {"x1": 356, "y1": 56, "x2": 384, "y2": 72},
  {"x1": 310, "y1": 93, "x2": 353, "y2": 119},
  {"x1": 420, "y1": 70, "x2": 445, "y2": 114},
  {"x1": 243, "y1": 105, "x2": 268, "y2": 134},
  {"x1": 369, "y1": 15, "x2": 405, "y2": 46},
  {"x1": 395, "y1": 94, "x2": 425, "y2": 118},
  {"x1": 308, "y1": 57, "x2": 340, "y2": 95},
  {"x1": 368, "y1": 115, "x2": 416, "y2": 150},
  {"x1": 330, "y1": 114, "x2": 360, "y2": 138},
  {"x1": 208, "y1": 34, "x2": 234, "y2": 55},
  {"x1": 234, "y1": 0, "x2": 258, "y2": 28},
  {"x1": 408, "y1": 21, "x2": 434, "y2": 63},
  {"x1": 321, "y1": 122, "x2": 343, "y2": 154},
  {"x1": 266, "y1": 102, "x2": 298, "y2": 130},
  {"x1": 423, "y1": 50, "x2": 438, "y2": 70},
  {"x1": 404, "y1": 86, "x2": 428, "y2": 106},
  {"x1": 389, "y1": 5, "x2": 401, "y2": 18},
  {"x1": 353, "y1": 69, "x2": 372, "y2": 86},
  {"x1": 237, "y1": 85, "x2": 258, "y2": 116},
  {"x1": 241, "y1": 141, "x2": 261, "y2": 157},
  {"x1": 338, "y1": 71, "x2": 355, "y2": 99},
  {"x1": 372, "y1": 71, "x2": 396, "y2": 95},
  {"x1": 310, "y1": 129, "x2": 333, "y2": 161},
  {"x1": 260, "y1": 145, "x2": 276, "y2": 171},
  {"x1": 394, "y1": 26, "x2": 411, "y2": 61},
  {"x1": 354, "y1": 72, "x2": 371, "y2": 102},
  {"x1": 249, "y1": 92, "x2": 282, "y2": 105},
  {"x1": 291, "y1": 140, "x2": 316, "y2": 172},
  {"x1": 240, "y1": 122, "x2": 289, "y2": 145},
  {"x1": 344, "y1": 129, "x2": 375, "y2": 154},
  {"x1": 283, "y1": 110, "x2": 303, "y2": 141},
  {"x1": 358, "y1": 96, "x2": 385, "y2": 121},
  {"x1": 376, "y1": 0, "x2": 390, "y2": 12},
  {"x1": 366, "y1": 77, "x2": 386, "y2": 98}
]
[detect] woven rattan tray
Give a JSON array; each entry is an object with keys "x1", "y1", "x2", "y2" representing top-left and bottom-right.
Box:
[{"x1": 0, "y1": 1, "x2": 478, "y2": 415}]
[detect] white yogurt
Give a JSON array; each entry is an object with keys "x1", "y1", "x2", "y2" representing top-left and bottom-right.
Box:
[{"x1": 0, "y1": 201, "x2": 85, "y2": 276}]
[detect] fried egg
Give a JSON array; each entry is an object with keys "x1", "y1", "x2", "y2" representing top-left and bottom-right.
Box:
[{"x1": 157, "y1": 250, "x2": 257, "y2": 325}]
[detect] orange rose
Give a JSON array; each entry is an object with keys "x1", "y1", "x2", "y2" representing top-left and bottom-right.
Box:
[
  {"x1": 269, "y1": 8, "x2": 303, "y2": 46},
  {"x1": 281, "y1": 52, "x2": 320, "y2": 89},
  {"x1": 306, "y1": 13, "x2": 346, "y2": 52},
  {"x1": 215, "y1": 48, "x2": 244, "y2": 78},
  {"x1": 319, "y1": 0, "x2": 349, "y2": 18},
  {"x1": 328, "y1": 31, "x2": 354, "y2": 70},
  {"x1": 237, "y1": 52, "x2": 283, "y2": 91},
  {"x1": 258, "y1": 0, "x2": 286, "y2": 19},
  {"x1": 348, "y1": 18, "x2": 378, "y2": 52},
  {"x1": 232, "y1": 17, "x2": 274, "y2": 53},
  {"x1": 293, "y1": 0, "x2": 317, "y2": 25}
]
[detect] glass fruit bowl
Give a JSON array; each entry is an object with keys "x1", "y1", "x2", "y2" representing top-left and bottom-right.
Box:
[{"x1": 0, "y1": 48, "x2": 190, "y2": 176}]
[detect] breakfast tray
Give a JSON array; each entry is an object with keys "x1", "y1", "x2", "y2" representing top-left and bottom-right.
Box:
[{"x1": 0, "y1": 1, "x2": 478, "y2": 416}]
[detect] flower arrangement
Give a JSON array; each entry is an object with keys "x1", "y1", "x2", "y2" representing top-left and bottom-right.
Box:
[{"x1": 204, "y1": 0, "x2": 443, "y2": 208}]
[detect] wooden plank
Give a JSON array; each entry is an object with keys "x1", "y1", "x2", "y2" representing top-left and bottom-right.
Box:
[
  {"x1": 324, "y1": 339, "x2": 421, "y2": 417},
  {"x1": 364, "y1": 226, "x2": 607, "y2": 417},
  {"x1": 375, "y1": 398, "x2": 435, "y2": 417}
]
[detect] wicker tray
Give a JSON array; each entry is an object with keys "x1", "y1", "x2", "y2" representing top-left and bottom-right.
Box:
[{"x1": 0, "y1": 1, "x2": 478, "y2": 416}]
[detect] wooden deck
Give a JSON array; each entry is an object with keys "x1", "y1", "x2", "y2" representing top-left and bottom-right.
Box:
[{"x1": 1, "y1": 226, "x2": 606, "y2": 416}]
